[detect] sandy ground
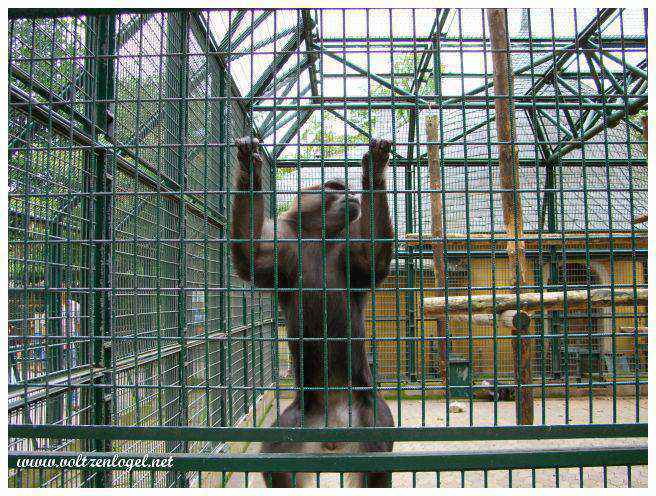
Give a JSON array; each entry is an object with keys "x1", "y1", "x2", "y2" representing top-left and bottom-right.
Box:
[{"x1": 227, "y1": 397, "x2": 647, "y2": 488}]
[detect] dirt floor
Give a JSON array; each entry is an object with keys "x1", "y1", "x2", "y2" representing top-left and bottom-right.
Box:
[{"x1": 227, "y1": 397, "x2": 647, "y2": 488}]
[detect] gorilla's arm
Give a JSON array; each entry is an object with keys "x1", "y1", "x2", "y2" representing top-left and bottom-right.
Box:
[
  {"x1": 350, "y1": 139, "x2": 393, "y2": 286},
  {"x1": 230, "y1": 137, "x2": 277, "y2": 287}
]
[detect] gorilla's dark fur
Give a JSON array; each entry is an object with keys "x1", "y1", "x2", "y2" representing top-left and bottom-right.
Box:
[{"x1": 231, "y1": 137, "x2": 394, "y2": 487}]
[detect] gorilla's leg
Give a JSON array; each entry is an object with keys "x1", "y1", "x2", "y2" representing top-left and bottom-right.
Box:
[
  {"x1": 358, "y1": 393, "x2": 395, "y2": 488},
  {"x1": 261, "y1": 400, "x2": 312, "y2": 488}
]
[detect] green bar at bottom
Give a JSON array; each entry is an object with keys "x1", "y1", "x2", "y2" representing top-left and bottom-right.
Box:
[
  {"x1": 8, "y1": 446, "x2": 646, "y2": 473},
  {"x1": 8, "y1": 423, "x2": 647, "y2": 443}
]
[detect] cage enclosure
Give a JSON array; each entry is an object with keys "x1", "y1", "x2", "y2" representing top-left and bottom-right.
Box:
[{"x1": 8, "y1": 7, "x2": 647, "y2": 488}]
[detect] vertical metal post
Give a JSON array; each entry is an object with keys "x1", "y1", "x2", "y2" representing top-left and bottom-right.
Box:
[
  {"x1": 487, "y1": 8, "x2": 533, "y2": 425},
  {"x1": 216, "y1": 39, "x2": 227, "y2": 430},
  {"x1": 405, "y1": 255, "x2": 417, "y2": 382},
  {"x1": 176, "y1": 10, "x2": 190, "y2": 435},
  {"x1": 45, "y1": 225, "x2": 63, "y2": 422},
  {"x1": 164, "y1": 11, "x2": 190, "y2": 487},
  {"x1": 177, "y1": 11, "x2": 190, "y2": 487},
  {"x1": 546, "y1": 169, "x2": 560, "y2": 377},
  {"x1": 85, "y1": 13, "x2": 116, "y2": 488},
  {"x1": 405, "y1": 108, "x2": 417, "y2": 382},
  {"x1": 207, "y1": 51, "x2": 222, "y2": 431}
]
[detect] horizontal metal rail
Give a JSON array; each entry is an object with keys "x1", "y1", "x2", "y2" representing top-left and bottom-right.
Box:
[
  {"x1": 252, "y1": 100, "x2": 644, "y2": 112},
  {"x1": 8, "y1": 318, "x2": 275, "y2": 410},
  {"x1": 8, "y1": 423, "x2": 647, "y2": 443},
  {"x1": 8, "y1": 8, "x2": 184, "y2": 19},
  {"x1": 8, "y1": 445, "x2": 648, "y2": 472},
  {"x1": 272, "y1": 158, "x2": 648, "y2": 168},
  {"x1": 9, "y1": 84, "x2": 227, "y2": 228}
]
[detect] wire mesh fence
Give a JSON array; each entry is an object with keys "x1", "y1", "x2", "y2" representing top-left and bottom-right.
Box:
[{"x1": 8, "y1": 7, "x2": 647, "y2": 488}]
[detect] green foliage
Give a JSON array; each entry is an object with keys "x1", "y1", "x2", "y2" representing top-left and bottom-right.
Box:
[
  {"x1": 276, "y1": 200, "x2": 293, "y2": 215},
  {"x1": 276, "y1": 167, "x2": 295, "y2": 180},
  {"x1": 11, "y1": 17, "x2": 88, "y2": 98}
]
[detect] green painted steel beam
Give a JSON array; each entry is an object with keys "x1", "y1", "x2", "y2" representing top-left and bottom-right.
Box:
[
  {"x1": 258, "y1": 83, "x2": 309, "y2": 136},
  {"x1": 273, "y1": 108, "x2": 315, "y2": 158},
  {"x1": 273, "y1": 157, "x2": 646, "y2": 168},
  {"x1": 583, "y1": 51, "x2": 605, "y2": 95},
  {"x1": 324, "y1": 108, "x2": 370, "y2": 139},
  {"x1": 231, "y1": 25, "x2": 300, "y2": 60},
  {"x1": 410, "y1": 8, "x2": 450, "y2": 94},
  {"x1": 246, "y1": 24, "x2": 305, "y2": 99},
  {"x1": 523, "y1": 9, "x2": 616, "y2": 97},
  {"x1": 322, "y1": 70, "x2": 633, "y2": 79},
  {"x1": 323, "y1": 108, "x2": 405, "y2": 161},
  {"x1": 554, "y1": 74, "x2": 610, "y2": 127},
  {"x1": 586, "y1": 51, "x2": 628, "y2": 98},
  {"x1": 88, "y1": 14, "x2": 116, "y2": 487},
  {"x1": 525, "y1": 106, "x2": 553, "y2": 159},
  {"x1": 172, "y1": 8, "x2": 191, "y2": 459},
  {"x1": 216, "y1": 9, "x2": 247, "y2": 52},
  {"x1": 315, "y1": 46, "x2": 431, "y2": 107},
  {"x1": 9, "y1": 13, "x2": 152, "y2": 154},
  {"x1": 8, "y1": 423, "x2": 647, "y2": 443},
  {"x1": 577, "y1": 52, "x2": 646, "y2": 136},
  {"x1": 545, "y1": 95, "x2": 647, "y2": 165},
  {"x1": 116, "y1": 12, "x2": 155, "y2": 47},
  {"x1": 315, "y1": 34, "x2": 644, "y2": 45},
  {"x1": 261, "y1": 85, "x2": 312, "y2": 138},
  {"x1": 537, "y1": 108, "x2": 574, "y2": 141},
  {"x1": 444, "y1": 114, "x2": 496, "y2": 149},
  {"x1": 260, "y1": 57, "x2": 313, "y2": 98},
  {"x1": 562, "y1": 107, "x2": 579, "y2": 139},
  {"x1": 254, "y1": 100, "x2": 641, "y2": 112},
  {"x1": 264, "y1": 90, "x2": 311, "y2": 135},
  {"x1": 592, "y1": 59, "x2": 626, "y2": 98},
  {"x1": 587, "y1": 42, "x2": 648, "y2": 81},
  {"x1": 166, "y1": 13, "x2": 191, "y2": 487},
  {"x1": 8, "y1": 446, "x2": 648, "y2": 472},
  {"x1": 301, "y1": 9, "x2": 320, "y2": 98},
  {"x1": 229, "y1": 9, "x2": 273, "y2": 52},
  {"x1": 8, "y1": 8, "x2": 182, "y2": 19}
]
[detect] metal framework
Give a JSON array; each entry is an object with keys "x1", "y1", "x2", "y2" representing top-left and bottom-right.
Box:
[{"x1": 7, "y1": 7, "x2": 647, "y2": 488}]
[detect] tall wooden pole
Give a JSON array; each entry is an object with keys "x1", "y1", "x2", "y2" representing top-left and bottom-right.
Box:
[
  {"x1": 487, "y1": 8, "x2": 533, "y2": 425},
  {"x1": 426, "y1": 115, "x2": 448, "y2": 382}
]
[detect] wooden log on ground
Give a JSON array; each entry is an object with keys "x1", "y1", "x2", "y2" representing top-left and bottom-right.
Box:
[
  {"x1": 426, "y1": 114, "x2": 447, "y2": 380},
  {"x1": 439, "y1": 310, "x2": 531, "y2": 331},
  {"x1": 488, "y1": 7, "x2": 532, "y2": 425},
  {"x1": 424, "y1": 288, "x2": 648, "y2": 315}
]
